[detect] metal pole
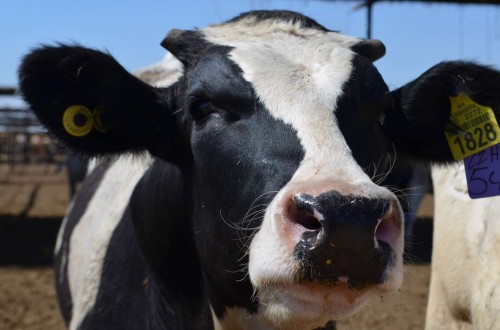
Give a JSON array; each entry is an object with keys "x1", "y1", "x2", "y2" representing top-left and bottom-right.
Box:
[{"x1": 367, "y1": 1, "x2": 373, "y2": 39}]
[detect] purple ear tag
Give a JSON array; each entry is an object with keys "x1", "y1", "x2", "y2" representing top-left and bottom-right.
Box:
[
  {"x1": 464, "y1": 144, "x2": 500, "y2": 199},
  {"x1": 445, "y1": 95, "x2": 500, "y2": 198}
]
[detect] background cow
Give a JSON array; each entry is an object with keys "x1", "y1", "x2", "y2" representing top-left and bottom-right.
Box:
[
  {"x1": 426, "y1": 163, "x2": 500, "y2": 329},
  {"x1": 18, "y1": 10, "x2": 500, "y2": 330}
]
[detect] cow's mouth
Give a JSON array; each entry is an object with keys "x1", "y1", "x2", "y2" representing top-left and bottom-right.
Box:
[
  {"x1": 257, "y1": 280, "x2": 381, "y2": 326},
  {"x1": 254, "y1": 250, "x2": 402, "y2": 325},
  {"x1": 298, "y1": 275, "x2": 382, "y2": 290}
]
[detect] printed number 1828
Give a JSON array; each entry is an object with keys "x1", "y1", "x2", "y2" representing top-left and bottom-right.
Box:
[{"x1": 453, "y1": 123, "x2": 497, "y2": 155}]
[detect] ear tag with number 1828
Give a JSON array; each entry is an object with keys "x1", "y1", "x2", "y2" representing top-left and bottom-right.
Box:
[
  {"x1": 445, "y1": 95, "x2": 500, "y2": 160},
  {"x1": 445, "y1": 95, "x2": 500, "y2": 198}
]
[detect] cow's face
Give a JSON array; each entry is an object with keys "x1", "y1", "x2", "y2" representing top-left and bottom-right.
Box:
[
  {"x1": 164, "y1": 13, "x2": 402, "y2": 328},
  {"x1": 21, "y1": 9, "x2": 497, "y2": 330}
]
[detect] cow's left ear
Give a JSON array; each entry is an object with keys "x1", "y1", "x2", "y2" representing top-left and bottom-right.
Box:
[
  {"x1": 382, "y1": 61, "x2": 500, "y2": 163},
  {"x1": 19, "y1": 45, "x2": 180, "y2": 161}
]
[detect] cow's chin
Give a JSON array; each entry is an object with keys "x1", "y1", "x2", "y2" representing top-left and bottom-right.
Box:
[{"x1": 255, "y1": 280, "x2": 394, "y2": 329}]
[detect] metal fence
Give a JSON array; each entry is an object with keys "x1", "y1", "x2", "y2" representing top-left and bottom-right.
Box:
[{"x1": 0, "y1": 87, "x2": 64, "y2": 166}]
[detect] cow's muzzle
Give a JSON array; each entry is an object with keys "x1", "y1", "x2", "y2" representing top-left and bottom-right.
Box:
[{"x1": 289, "y1": 190, "x2": 400, "y2": 288}]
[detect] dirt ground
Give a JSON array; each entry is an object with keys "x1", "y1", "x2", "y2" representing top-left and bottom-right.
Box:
[
  {"x1": 0, "y1": 267, "x2": 65, "y2": 330},
  {"x1": 0, "y1": 164, "x2": 435, "y2": 329},
  {"x1": 0, "y1": 163, "x2": 69, "y2": 218},
  {"x1": 0, "y1": 265, "x2": 431, "y2": 330}
]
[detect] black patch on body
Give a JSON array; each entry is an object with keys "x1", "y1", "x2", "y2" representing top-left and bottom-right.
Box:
[
  {"x1": 79, "y1": 205, "x2": 148, "y2": 329},
  {"x1": 54, "y1": 157, "x2": 114, "y2": 325},
  {"x1": 79, "y1": 160, "x2": 213, "y2": 329}
]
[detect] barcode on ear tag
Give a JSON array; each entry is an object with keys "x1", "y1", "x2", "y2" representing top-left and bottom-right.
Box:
[{"x1": 464, "y1": 144, "x2": 500, "y2": 199}]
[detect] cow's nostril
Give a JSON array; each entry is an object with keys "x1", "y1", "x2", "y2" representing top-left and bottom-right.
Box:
[
  {"x1": 296, "y1": 212, "x2": 322, "y2": 231},
  {"x1": 290, "y1": 195, "x2": 322, "y2": 231},
  {"x1": 291, "y1": 192, "x2": 400, "y2": 286},
  {"x1": 374, "y1": 207, "x2": 397, "y2": 246}
]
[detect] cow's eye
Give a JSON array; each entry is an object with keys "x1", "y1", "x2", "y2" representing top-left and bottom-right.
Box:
[
  {"x1": 190, "y1": 101, "x2": 220, "y2": 121},
  {"x1": 189, "y1": 100, "x2": 240, "y2": 128},
  {"x1": 193, "y1": 101, "x2": 216, "y2": 115}
]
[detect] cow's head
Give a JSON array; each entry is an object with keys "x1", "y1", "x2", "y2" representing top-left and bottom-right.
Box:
[{"x1": 19, "y1": 10, "x2": 500, "y2": 329}]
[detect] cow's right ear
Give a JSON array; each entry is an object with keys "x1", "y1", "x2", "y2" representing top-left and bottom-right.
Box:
[
  {"x1": 381, "y1": 61, "x2": 500, "y2": 163},
  {"x1": 19, "y1": 45, "x2": 179, "y2": 160}
]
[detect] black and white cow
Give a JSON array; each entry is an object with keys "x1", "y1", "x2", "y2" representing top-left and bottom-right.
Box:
[{"x1": 18, "y1": 10, "x2": 500, "y2": 330}]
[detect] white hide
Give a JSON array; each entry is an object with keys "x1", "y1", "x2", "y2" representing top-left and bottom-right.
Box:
[
  {"x1": 135, "y1": 51, "x2": 183, "y2": 87},
  {"x1": 426, "y1": 164, "x2": 500, "y2": 329},
  {"x1": 68, "y1": 156, "x2": 152, "y2": 330},
  {"x1": 203, "y1": 18, "x2": 403, "y2": 329}
]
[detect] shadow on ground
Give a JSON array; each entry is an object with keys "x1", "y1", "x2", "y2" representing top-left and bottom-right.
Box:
[{"x1": 0, "y1": 216, "x2": 62, "y2": 265}]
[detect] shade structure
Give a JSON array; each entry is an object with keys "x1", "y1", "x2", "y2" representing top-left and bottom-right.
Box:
[
  {"x1": 323, "y1": 0, "x2": 500, "y2": 4},
  {"x1": 321, "y1": 0, "x2": 500, "y2": 38}
]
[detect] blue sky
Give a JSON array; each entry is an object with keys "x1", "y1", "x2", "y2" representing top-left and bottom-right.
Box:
[{"x1": 1, "y1": 0, "x2": 500, "y2": 106}]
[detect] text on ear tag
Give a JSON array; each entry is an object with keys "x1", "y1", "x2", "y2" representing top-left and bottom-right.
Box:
[
  {"x1": 445, "y1": 95, "x2": 500, "y2": 160},
  {"x1": 464, "y1": 145, "x2": 500, "y2": 199}
]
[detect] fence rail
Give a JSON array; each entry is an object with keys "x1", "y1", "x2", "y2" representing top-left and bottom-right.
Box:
[
  {"x1": 0, "y1": 86, "x2": 63, "y2": 166},
  {"x1": 0, "y1": 87, "x2": 16, "y2": 96}
]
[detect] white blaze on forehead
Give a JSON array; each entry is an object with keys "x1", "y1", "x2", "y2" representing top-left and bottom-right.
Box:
[
  {"x1": 204, "y1": 16, "x2": 364, "y2": 48},
  {"x1": 203, "y1": 18, "x2": 371, "y2": 184}
]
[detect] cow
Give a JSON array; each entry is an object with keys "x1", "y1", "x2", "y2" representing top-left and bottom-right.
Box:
[
  {"x1": 426, "y1": 163, "x2": 500, "y2": 329},
  {"x1": 18, "y1": 10, "x2": 500, "y2": 330}
]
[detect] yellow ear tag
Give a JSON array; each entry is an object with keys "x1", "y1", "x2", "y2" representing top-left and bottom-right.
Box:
[
  {"x1": 445, "y1": 95, "x2": 500, "y2": 160},
  {"x1": 62, "y1": 105, "x2": 94, "y2": 137},
  {"x1": 92, "y1": 106, "x2": 111, "y2": 133}
]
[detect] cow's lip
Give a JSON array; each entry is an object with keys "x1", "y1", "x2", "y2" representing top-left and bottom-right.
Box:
[
  {"x1": 300, "y1": 276, "x2": 381, "y2": 290},
  {"x1": 257, "y1": 280, "x2": 380, "y2": 323}
]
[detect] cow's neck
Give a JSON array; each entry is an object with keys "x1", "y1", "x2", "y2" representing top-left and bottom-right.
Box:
[{"x1": 130, "y1": 160, "x2": 212, "y2": 329}]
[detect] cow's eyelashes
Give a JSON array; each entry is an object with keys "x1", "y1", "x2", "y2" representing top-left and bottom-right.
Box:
[
  {"x1": 191, "y1": 101, "x2": 218, "y2": 118},
  {"x1": 189, "y1": 100, "x2": 223, "y2": 124},
  {"x1": 190, "y1": 100, "x2": 238, "y2": 125}
]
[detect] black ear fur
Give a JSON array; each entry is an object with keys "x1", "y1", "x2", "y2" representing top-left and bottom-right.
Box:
[
  {"x1": 18, "y1": 45, "x2": 177, "y2": 158},
  {"x1": 382, "y1": 61, "x2": 500, "y2": 163}
]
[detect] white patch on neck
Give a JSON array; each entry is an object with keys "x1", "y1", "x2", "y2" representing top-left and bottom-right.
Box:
[{"x1": 68, "y1": 155, "x2": 152, "y2": 330}]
